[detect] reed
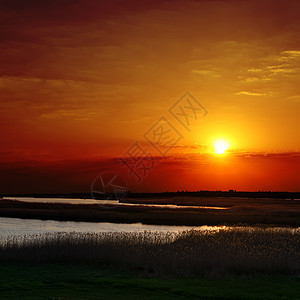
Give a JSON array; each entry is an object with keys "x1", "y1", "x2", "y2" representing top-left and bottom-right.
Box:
[{"x1": 1, "y1": 227, "x2": 299, "y2": 276}]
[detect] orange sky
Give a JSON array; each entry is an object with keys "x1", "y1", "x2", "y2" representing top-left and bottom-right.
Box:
[{"x1": 0, "y1": 0, "x2": 299, "y2": 193}]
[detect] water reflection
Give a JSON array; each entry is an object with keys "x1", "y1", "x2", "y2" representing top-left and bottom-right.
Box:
[
  {"x1": 2, "y1": 197, "x2": 228, "y2": 210},
  {"x1": 0, "y1": 217, "x2": 227, "y2": 242},
  {"x1": 0, "y1": 217, "x2": 298, "y2": 244}
]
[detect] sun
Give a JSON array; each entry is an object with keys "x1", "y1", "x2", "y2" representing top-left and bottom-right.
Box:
[{"x1": 213, "y1": 140, "x2": 230, "y2": 155}]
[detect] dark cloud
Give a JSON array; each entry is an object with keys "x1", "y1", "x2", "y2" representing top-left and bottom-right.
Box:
[
  {"x1": 1, "y1": 151, "x2": 299, "y2": 193},
  {"x1": 0, "y1": 0, "x2": 173, "y2": 26}
]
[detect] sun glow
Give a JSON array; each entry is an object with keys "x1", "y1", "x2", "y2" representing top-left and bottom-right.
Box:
[{"x1": 213, "y1": 140, "x2": 230, "y2": 155}]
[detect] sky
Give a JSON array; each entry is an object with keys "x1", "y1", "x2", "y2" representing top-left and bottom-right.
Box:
[{"x1": 0, "y1": 0, "x2": 299, "y2": 194}]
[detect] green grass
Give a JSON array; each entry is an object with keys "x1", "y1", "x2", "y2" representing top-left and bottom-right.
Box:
[{"x1": 0, "y1": 263, "x2": 299, "y2": 299}]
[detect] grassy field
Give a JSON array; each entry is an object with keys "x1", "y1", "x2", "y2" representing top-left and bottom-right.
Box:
[
  {"x1": 0, "y1": 263, "x2": 300, "y2": 299},
  {"x1": 1, "y1": 227, "x2": 299, "y2": 299}
]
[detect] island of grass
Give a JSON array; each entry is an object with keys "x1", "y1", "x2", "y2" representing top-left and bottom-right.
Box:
[{"x1": 0, "y1": 194, "x2": 299, "y2": 226}]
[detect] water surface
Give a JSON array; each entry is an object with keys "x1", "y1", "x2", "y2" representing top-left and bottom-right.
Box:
[
  {"x1": 0, "y1": 217, "x2": 226, "y2": 241},
  {"x1": 2, "y1": 197, "x2": 227, "y2": 209}
]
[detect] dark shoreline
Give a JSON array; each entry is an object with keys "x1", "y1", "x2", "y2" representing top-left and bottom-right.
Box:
[{"x1": 2, "y1": 190, "x2": 300, "y2": 200}]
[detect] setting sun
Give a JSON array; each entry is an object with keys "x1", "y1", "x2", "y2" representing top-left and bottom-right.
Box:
[{"x1": 213, "y1": 140, "x2": 230, "y2": 155}]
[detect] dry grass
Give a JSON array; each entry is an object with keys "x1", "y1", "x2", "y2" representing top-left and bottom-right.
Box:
[{"x1": 1, "y1": 227, "x2": 299, "y2": 277}]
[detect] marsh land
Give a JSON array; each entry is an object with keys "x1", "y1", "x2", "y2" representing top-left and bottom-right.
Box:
[
  {"x1": 0, "y1": 194, "x2": 299, "y2": 299},
  {"x1": 0, "y1": 194, "x2": 299, "y2": 226}
]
